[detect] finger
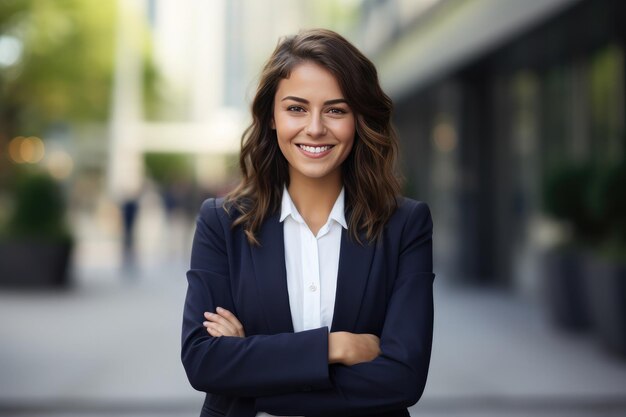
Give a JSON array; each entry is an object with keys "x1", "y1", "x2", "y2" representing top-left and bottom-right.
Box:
[
  {"x1": 205, "y1": 324, "x2": 222, "y2": 337},
  {"x1": 203, "y1": 310, "x2": 245, "y2": 337},
  {"x1": 216, "y1": 307, "x2": 245, "y2": 336},
  {"x1": 204, "y1": 318, "x2": 238, "y2": 337},
  {"x1": 204, "y1": 322, "x2": 228, "y2": 337},
  {"x1": 204, "y1": 312, "x2": 239, "y2": 336},
  {"x1": 213, "y1": 308, "x2": 245, "y2": 337}
]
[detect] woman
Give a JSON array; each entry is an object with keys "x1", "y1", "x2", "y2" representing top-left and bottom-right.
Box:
[{"x1": 182, "y1": 29, "x2": 434, "y2": 417}]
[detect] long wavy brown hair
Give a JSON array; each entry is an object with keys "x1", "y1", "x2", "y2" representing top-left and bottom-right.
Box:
[{"x1": 225, "y1": 28, "x2": 401, "y2": 245}]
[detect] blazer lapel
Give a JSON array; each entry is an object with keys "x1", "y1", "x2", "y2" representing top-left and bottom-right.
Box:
[
  {"x1": 250, "y1": 213, "x2": 294, "y2": 334},
  {"x1": 331, "y1": 228, "x2": 375, "y2": 332}
]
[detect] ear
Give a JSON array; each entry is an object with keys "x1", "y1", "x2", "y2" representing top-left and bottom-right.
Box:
[{"x1": 270, "y1": 117, "x2": 276, "y2": 130}]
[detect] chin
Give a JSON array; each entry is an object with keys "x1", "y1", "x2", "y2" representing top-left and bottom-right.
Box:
[
  {"x1": 299, "y1": 172, "x2": 327, "y2": 180},
  {"x1": 301, "y1": 169, "x2": 340, "y2": 181}
]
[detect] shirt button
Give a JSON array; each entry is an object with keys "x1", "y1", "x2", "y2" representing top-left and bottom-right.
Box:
[{"x1": 309, "y1": 283, "x2": 317, "y2": 292}]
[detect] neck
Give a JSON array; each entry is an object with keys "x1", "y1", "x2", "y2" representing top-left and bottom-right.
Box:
[{"x1": 287, "y1": 171, "x2": 342, "y2": 234}]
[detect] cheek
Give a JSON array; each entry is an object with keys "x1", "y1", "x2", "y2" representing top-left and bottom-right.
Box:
[
  {"x1": 336, "y1": 120, "x2": 356, "y2": 147},
  {"x1": 274, "y1": 114, "x2": 302, "y2": 136},
  {"x1": 341, "y1": 124, "x2": 356, "y2": 162},
  {"x1": 335, "y1": 127, "x2": 355, "y2": 163},
  {"x1": 275, "y1": 129, "x2": 294, "y2": 159},
  {"x1": 276, "y1": 132, "x2": 290, "y2": 155},
  {"x1": 342, "y1": 138, "x2": 355, "y2": 161}
]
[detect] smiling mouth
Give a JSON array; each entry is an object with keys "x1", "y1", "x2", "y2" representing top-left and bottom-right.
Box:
[{"x1": 297, "y1": 144, "x2": 334, "y2": 154}]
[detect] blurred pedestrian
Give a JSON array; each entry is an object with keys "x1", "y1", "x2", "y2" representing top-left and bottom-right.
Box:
[
  {"x1": 182, "y1": 29, "x2": 434, "y2": 417},
  {"x1": 121, "y1": 197, "x2": 139, "y2": 272}
]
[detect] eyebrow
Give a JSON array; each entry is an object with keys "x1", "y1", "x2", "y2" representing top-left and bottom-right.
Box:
[{"x1": 281, "y1": 96, "x2": 348, "y2": 106}]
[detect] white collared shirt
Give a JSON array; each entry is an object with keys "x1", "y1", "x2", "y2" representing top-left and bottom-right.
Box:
[
  {"x1": 257, "y1": 187, "x2": 346, "y2": 417},
  {"x1": 280, "y1": 186, "x2": 345, "y2": 333}
]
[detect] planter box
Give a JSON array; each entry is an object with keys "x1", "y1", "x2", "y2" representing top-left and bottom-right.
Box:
[
  {"x1": 0, "y1": 240, "x2": 72, "y2": 288},
  {"x1": 585, "y1": 256, "x2": 626, "y2": 356},
  {"x1": 541, "y1": 247, "x2": 590, "y2": 331}
]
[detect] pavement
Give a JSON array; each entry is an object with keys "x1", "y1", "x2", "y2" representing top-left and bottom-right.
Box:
[{"x1": 1, "y1": 202, "x2": 626, "y2": 416}]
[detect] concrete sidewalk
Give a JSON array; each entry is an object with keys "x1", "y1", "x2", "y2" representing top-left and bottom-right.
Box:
[
  {"x1": 0, "y1": 262, "x2": 200, "y2": 414},
  {"x1": 422, "y1": 283, "x2": 626, "y2": 416},
  {"x1": 1, "y1": 260, "x2": 626, "y2": 416}
]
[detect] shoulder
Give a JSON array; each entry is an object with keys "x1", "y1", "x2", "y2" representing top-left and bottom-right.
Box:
[
  {"x1": 199, "y1": 196, "x2": 228, "y2": 219},
  {"x1": 196, "y1": 197, "x2": 238, "y2": 232},
  {"x1": 394, "y1": 197, "x2": 432, "y2": 224},
  {"x1": 386, "y1": 197, "x2": 433, "y2": 237}
]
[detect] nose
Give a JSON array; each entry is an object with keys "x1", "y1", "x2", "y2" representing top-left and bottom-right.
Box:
[{"x1": 305, "y1": 114, "x2": 327, "y2": 138}]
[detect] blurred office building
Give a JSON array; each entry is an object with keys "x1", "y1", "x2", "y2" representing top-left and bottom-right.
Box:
[{"x1": 357, "y1": 0, "x2": 625, "y2": 294}]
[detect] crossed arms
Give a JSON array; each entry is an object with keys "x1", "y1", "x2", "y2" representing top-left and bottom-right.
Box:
[{"x1": 181, "y1": 198, "x2": 434, "y2": 415}]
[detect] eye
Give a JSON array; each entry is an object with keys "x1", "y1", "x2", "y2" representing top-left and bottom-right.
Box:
[
  {"x1": 328, "y1": 107, "x2": 347, "y2": 115},
  {"x1": 287, "y1": 105, "x2": 306, "y2": 112}
]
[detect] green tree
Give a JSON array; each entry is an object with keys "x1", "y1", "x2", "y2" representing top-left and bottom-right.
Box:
[{"x1": 0, "y1": 0, "x2": 116, "y2": 180}]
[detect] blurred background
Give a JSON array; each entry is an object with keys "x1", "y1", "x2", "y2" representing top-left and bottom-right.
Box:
[{"x1": 1, "y1": 0, "x2": 625, "y2": 416}]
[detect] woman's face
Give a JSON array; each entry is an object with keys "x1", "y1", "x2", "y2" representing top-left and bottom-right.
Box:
[{"x1": 272, "y1": 61, "x2": 355, "y2": 185}]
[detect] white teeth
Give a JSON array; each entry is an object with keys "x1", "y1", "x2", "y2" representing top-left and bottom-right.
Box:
[{"x1": 299, "y1": 145, "x2": 331, "y2": 153}]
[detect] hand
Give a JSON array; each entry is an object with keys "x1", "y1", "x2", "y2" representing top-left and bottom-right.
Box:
[
  {"x1": 203, "y1": 307, "x2": 245, "y2": 337},
  {"x1": 328, "y1": 332, "x2": 380, "y2": 366}
]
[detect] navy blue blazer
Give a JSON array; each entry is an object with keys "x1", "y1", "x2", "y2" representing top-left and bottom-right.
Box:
[{"x1": 182, "y1": 196, "x2": 434, "y2": 417}]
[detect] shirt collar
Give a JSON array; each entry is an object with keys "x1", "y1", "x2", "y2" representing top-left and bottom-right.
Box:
[{"x1": 280, "y1": 186, "x2": 347, "y2": 229}]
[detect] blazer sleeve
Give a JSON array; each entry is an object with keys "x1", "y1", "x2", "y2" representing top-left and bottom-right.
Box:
[
  {"x1": 254, "y1": 201, "x2": 434, "y2": 416},
  {"x1": 181, "y1": 198, "x2": 332, "y2": 397}
]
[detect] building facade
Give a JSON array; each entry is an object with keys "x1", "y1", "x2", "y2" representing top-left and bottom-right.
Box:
[{"x1": 360, "y1": 0, "x2": 625, "y2": 291}]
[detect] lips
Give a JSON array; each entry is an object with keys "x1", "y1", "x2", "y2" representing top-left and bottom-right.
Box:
[
  {"x1": 298, "y1": 144, "x2": 333, "y2": 153},
  {"x1": 296, "y1": 144, "x2": 335, "y2": 158}
]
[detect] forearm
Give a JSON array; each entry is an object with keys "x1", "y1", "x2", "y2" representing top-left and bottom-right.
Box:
[
  {"x1": 183, "y1": 268, "x2": 333, "y2": 397},
  {"x1": 255, "y1": 352, "x2": 430, "y2": 416},
  {"x1": 182, "y1": 326, "x2": 332, "y2": 396}
]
